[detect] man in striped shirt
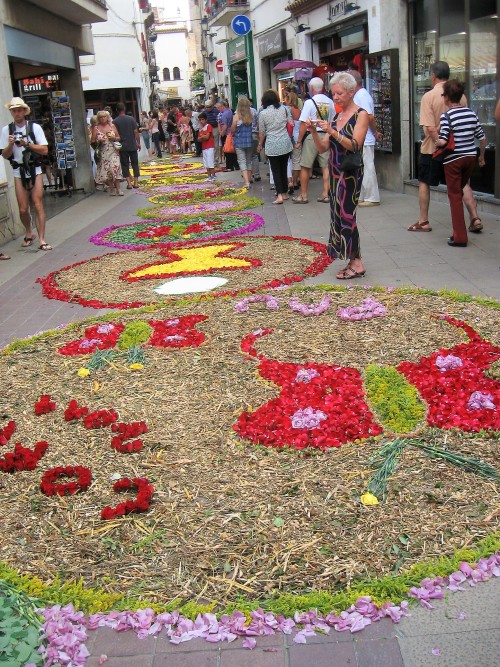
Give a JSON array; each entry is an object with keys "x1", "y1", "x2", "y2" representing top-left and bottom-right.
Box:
[{"x1": 408, "y1": 61, "x2": 483, "y2": 234}]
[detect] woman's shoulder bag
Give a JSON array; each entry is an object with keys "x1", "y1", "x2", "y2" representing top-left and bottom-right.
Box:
[
  {"x1": 340, "y1": 138, "x2": 363, "y2": 173},
  {"x1": 432, "y1": 112, "x2": 455, "y2": 163}
]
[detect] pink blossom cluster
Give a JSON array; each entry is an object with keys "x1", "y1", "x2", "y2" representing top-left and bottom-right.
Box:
[
  {"x1": 409, "y1": 554, "x2": 500, "y2": 609},
  {"x1": 288, "y1": 295, "x2": 331, "y2": 316},
  {"x1": 336, "y1": 297, "x2": 387, "y2": 321},
  {"x1": 291, "y1": 407, "x2": 328, "y2": 429},
  {"x1": 30, "y1": 604, "x2": 90, "y2": 666},
  {"x1": 234, "y1": 294, "x2": 331, "y2": 316},
  {"x1": 156, "y1": 200, "x2": 237, "y2": 217},
  {"x1": 28, "y1": 554, "x2": 499, "y2": 665},
  {"x1": 435, "y1": 354, "x2": 463, "y2": 372},
  {"x1": 295, "y1": 368, "x2": 321, "y2": 383},
  {"x1": 234, "y1": 294, "x2": 281, "y2": 313},
  {"x1": 467, "y1": 391, "x2": 496, "y2": 410}
]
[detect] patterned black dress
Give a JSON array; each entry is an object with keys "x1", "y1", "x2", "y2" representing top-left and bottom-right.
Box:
[{"x1": 327, "y1": 110, "x2": 364, "y2": 260}]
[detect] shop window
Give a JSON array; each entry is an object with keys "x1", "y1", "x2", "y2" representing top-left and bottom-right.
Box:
[
  {"x1": 339, "y1": 25, "x2": 365, "y2": 49},
  {"x1": 173, "y1": 67, "x2": 180, "y2": 80},
  {"x1": 438, "y1": 32, "x2": 466, "y2": 81},
  {"x1": 468, "y1": 14, "x2": 497, "y2": 194},
  {"x1": 163, "y1": 68, "x2": 170, "y2": 81}
]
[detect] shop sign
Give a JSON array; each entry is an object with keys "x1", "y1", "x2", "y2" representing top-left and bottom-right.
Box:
[
  {"x1": 257, "y1": 29, "x2": 286, "y2": 58},
  {"x1": 20, "y1": 74, "x2": 59, "y2": 94},
  {"x1": 328, "y1": 1, "x2": 349, "y2": 21},
  {"x1": 227, "y1": 36, "x2": 247, "y2": 64}
]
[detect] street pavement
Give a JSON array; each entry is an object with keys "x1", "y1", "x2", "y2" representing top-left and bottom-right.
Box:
[{"x1": 0, "y1": 163, "x2": 498, "y2": 665}]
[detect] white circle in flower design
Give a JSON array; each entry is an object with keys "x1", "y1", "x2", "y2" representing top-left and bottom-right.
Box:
[{"x1": 153, "y1": 276, "x2": 229, "y2": 295}]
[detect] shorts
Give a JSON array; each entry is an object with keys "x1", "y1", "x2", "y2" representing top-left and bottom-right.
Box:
[
  {"x1": 203, "y1": 147, "x2": 215, "y2": 169},
  {"x1": 291, "y1": 144, "x2": 302, "y2": 171},
  {"x1": 300, "y1": 133, "x2": 329, "y2": 169},
  {"x1": 418, "y1": 153, "x2": 444, "y2": 187}
]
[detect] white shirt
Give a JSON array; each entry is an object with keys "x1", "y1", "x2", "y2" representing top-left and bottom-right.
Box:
[
  {"x1": 0, "y1": 121, "x2": 48, "y2": 177},
  {"x1": 353, "y1": 88, "x2": 375, "y2": 145},
  {"x1": 298, "y1": 94, "x2": 335, "y2": 127},
  {"x1": 191, "y1": 111, "x2": 200, "y2": 131}
]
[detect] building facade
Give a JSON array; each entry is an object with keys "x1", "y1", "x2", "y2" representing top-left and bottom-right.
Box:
[
  {"x1": 0, "y1": 0, "x2": 107, "y2": 244},
  {"x1": 203, "y1": 0, "x2": 499, "y2": 200},
  {"x1": 81, "y1": 0, "x2": 153, "y2": 118}
]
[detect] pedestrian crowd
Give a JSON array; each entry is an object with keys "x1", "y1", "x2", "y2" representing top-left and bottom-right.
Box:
[{"x1": 0, "y1": 60, "x2": 494, "y2": 267}]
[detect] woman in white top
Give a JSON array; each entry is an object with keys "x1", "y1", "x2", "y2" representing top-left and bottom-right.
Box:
[{"x1": 257, "y1": 89, "x2": 293, "y2": 204}]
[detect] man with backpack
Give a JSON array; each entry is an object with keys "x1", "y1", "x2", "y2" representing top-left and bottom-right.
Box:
[{"x1": 1, "y1": 97, "x2": 51, "y2": 251}]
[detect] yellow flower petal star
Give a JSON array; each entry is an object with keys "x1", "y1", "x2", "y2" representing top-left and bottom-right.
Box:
[
  {"x1": 129, "y1": 363, "x2": 144, "y2": 371},
  {"x1": 77, "y1": 368, "x2": 90, "y2": 378}
]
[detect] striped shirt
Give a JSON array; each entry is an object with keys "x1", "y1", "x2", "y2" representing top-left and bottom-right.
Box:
[{"x1": 438, "y1": 107, "x2": 485, "y2": 164}]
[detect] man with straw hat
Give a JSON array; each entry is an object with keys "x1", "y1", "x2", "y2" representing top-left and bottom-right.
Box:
[{"x1": 1, "y1": 96, "x2": 52, "y2": 251}]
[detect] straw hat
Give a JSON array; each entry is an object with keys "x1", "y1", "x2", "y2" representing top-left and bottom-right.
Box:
[{"x1": 4, "y1": 97, "x2": 31, "y2": 114}]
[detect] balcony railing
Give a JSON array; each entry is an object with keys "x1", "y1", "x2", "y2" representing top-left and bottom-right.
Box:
[{"x1": 205, "y1": 0, "x2": 249, "y2": 21}]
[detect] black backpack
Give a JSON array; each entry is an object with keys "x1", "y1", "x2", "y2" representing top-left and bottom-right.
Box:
[{"x1": 7, "y1": 121, "x2": 42, "y2": 190}]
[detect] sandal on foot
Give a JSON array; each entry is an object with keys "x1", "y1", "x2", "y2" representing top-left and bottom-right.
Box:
[
  {"x1": 292, "y1": 195, "x2": 309, "y2": 204},
  {"x1": 39, "y1": 243, "x2": 52, "y2": 251},
  {"x1": 21, "y1": 236, "x2": 35, "y2": 247},
  {"x1": 0, "y1": 252, "x2": 10, "y2": 260},
  {"x1": 117, "y1": 191, "x2": 124, "y2": 196},
  {"x1": 317, "y1": 196, "x2": 329, "y2": 203},
  {"x1": 468, "y1": 217, "x2": 483, "y2": 233},
  {"x1": 337, "y1": 266, "x2": 365, "y2": 280},
  {"x1": 408, "y1": 221, "x2": 432, "y2": 232}
]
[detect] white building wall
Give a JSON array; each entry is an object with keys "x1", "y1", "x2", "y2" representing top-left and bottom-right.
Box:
[
  {"x1": 80, "y1": 0, "x2": 150, "y2": 113},
  {"x1": 251, "y1": 0, "x2": 297, "y2": 102},
  {"x1": 155, "y1": 29, "x2": 192, "y2": 103}
]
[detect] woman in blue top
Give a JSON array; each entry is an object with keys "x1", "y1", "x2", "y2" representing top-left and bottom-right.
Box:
[
  {"x1": 230, "y1": 96, "x2": 254, "y2": 188},
  {"x1": 257, "y1": 89, "x2": 293, "y2": 204},
  {"x1": 435, "y1": 79, "x2": 486, "y2": 247}
]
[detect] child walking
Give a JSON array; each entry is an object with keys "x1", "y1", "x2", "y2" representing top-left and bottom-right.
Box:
[{"x1": 197, "y1": 112, "x2": 216, "y2": 181}]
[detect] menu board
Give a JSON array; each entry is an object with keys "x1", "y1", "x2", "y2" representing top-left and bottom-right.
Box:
[
  {"x1": 365, "y1": 49, "x2": 400, "y2": 154},
  {"x1": 51, "y1": 91, "x2": 77, "y2": 170}
]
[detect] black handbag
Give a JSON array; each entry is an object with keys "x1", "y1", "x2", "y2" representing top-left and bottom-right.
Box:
[{"x1": 340, "y1": 139, "x2": 363, "y2": 172}]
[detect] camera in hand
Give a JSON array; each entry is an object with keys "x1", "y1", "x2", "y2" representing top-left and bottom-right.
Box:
[{"x1": 14, "y1": 132, "x2": 25, "y2": 146}]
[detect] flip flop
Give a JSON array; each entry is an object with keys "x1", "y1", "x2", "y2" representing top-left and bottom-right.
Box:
[
  {"x1": 337, "y1": 266, "x2": 366, "y2": 280},
  {"x1": 21, "y1": 236, "x2": 35, "y2": 247},
  {"x1": 0, "y1": 252, "x2": 10, "y2": 260},
  {"x1": 408, "y1": 221, "x2": 432, "y2": 232},
  {"x1": 39, "y1": 243, "x2": 52, "y2": 251},
  {"x1": 317, "y1": 196, "x2": 329, "y2": 203},
  {"x1": 292, "y1": 196, "x2": 309, "y2": 204}
]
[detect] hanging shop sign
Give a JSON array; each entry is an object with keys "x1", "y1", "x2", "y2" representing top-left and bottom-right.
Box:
[
  {"x1": 20, "y1": 74, "x2": 60, "y2": 94},
  {"x1": 227, "y1": 36, "x2": 247, "y2": 64},
  {"x1": 257, "y1": 29, "x2": 286, "y2": 58}
]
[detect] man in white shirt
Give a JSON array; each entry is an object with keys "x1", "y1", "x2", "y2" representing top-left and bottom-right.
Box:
[
  {"x1": 1, "y1": 97, "x2": 51, "y2": 250},
  {"x1": 292, "y1": 77, "x2": 334, "y2": 204},
  {"x1": 349, "y1": 70, "x2": 381, "y2": 206}
]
